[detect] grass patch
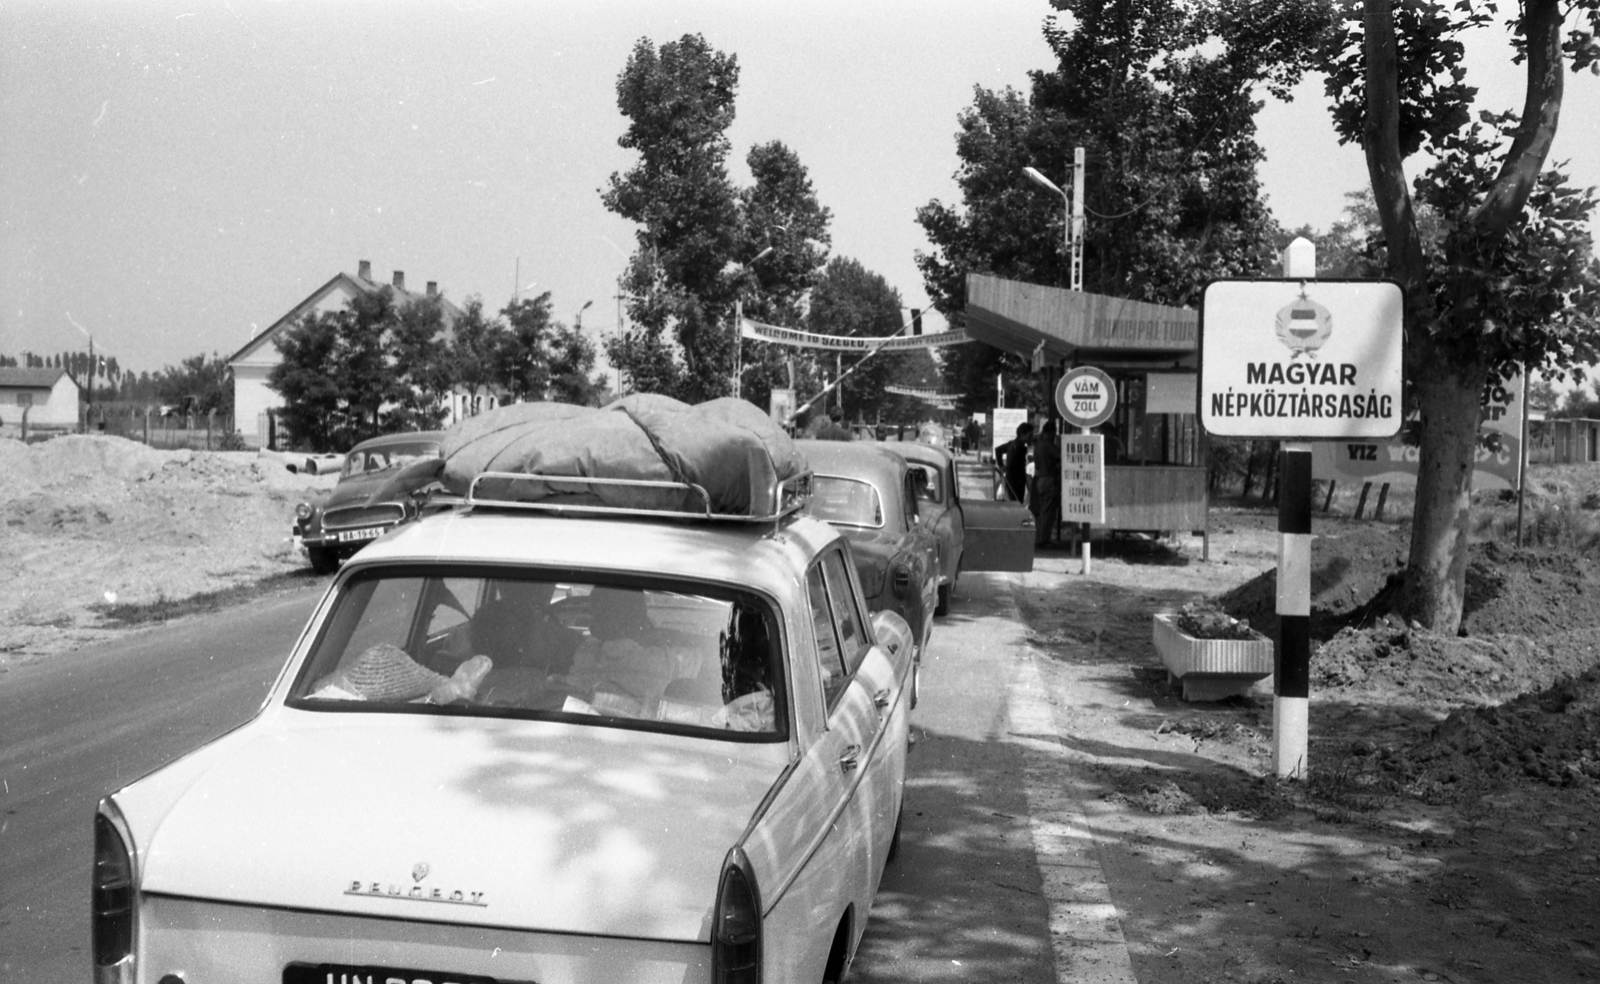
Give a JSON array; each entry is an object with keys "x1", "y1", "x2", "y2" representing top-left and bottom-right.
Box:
[
  {"x1": 89, "y1": 569, "x2": 327, "y2": 627},
  {"x1": 1472, "y1": 495, "x2": 1600, "y2": 553}
]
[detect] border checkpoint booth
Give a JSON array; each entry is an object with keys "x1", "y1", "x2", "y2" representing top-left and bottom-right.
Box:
[{"x1": 964, "y1": 273, "x2": 1208, "y2": 551}]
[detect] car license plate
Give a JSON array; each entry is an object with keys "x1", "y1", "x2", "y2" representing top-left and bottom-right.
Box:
[
  {"x1": 284, "y1": 963, "x2": 529, "y2": 984},
  {"x1": 336, "y1": 527, "x2": 384, "y2": 543}
]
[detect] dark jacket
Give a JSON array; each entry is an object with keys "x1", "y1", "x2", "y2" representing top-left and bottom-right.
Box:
[{"x1": 1000, "y1": 438, "x2": 1030, "y2": 501}]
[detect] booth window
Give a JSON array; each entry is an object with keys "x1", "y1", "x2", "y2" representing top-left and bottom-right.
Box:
[{"x1": 1104, "y1": 374, "x2": 1200, "y2": 467}]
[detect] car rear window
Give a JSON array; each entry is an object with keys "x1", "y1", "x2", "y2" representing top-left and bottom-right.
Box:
[
  {"x1": 286, "y1": 569, "x2": 785, "y2": 741},
  {"x1": 807, "y1": 476, "x2": 883, "y2": 528}
]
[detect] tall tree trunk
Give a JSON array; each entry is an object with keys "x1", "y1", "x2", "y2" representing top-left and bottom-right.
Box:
[{"x1": 1399, "y1": 352, "x2": 1491, "y2": 633}]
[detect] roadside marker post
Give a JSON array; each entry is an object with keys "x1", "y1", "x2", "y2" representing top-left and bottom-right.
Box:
[
  {"x1": 1197, "y1": 238, "x2": 1404, "y2": 779},
  {"x1": 1054, "y1": 366, "x2": 1116, "y2": 576}
]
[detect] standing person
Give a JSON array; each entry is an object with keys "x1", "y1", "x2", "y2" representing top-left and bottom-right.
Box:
[
  {"x1": 998, "y1": 420, "x2": 1034, "y2": 502},
  {"x1": 1031, "y1": 419, "x2": 1061, "y2": 546},
  {"x1": 816, "y1": 407, "x2": 853, "y2": 441}
]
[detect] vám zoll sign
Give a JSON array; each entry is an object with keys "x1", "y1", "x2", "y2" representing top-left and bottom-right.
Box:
[
  {"x1": 1055, "y1": 366, "x2": 1118, "y2": 429},
  {"x1": 1199, "y1": 278, "x2": 1403, "y2": 440}
]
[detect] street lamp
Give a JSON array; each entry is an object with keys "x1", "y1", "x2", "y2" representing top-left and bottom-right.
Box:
[
  {"x1": 728, "y1": 246, "x2": 775, "y2": 399},
  {"x1": 1023, "y1": 148, "x2": 1085, "y2": 291}
]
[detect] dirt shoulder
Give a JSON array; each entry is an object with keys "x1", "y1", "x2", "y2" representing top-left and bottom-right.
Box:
[
  {"x1": 0, "y1": 435, "x2": 332, "y2": 670},
  {"x1": 1016, "y1": 508, "x2": 1600, "y2": 984}
]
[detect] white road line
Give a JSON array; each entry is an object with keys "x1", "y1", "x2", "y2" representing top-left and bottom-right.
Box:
[{"x1": 1006, "y1": 617, "x2": 1139, "y2": 984}]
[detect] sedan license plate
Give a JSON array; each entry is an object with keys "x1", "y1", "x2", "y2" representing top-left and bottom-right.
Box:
[
  {"x1": 284, "y1": 963, "x2": 529, "y2": 984},
  {"x1": 336, "y1": 526, "x2": 384, "y2": 543}
]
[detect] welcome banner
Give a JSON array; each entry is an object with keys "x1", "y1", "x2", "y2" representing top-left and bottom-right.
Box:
[{"x1": 740, "y1": 317, "x2": 972, "y2": 352}]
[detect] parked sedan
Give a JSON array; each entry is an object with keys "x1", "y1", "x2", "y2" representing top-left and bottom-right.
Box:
[
  {"x1": 878, "y1": 440, "x2": 1036, "y2": 614},
  {"x1": 798, "y1": 439, "x2": 940, "y2": 663},
  {"x1": 94, "y1": 471, "x2": 914, "y2": 984},
  {"x1": 292, "y1": 431, "x2": 445, "y2": 573}
]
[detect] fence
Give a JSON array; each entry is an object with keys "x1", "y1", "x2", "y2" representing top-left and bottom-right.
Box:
[{"x1": 3, "y1": 407, "x2": 242, "y2": 450}]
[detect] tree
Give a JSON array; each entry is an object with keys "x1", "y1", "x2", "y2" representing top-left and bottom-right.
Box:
[
  {"x1": 448, "y1": 298, "x2": 502, "y2": 414},
  {"x1": 601, "y1": 36, "x2": 832, "y2": 405},
  {"x1": 1325, "y1": 0, "x2": 1600, "y2": 632},
  {"x1": 438, "y1": 293, "x2": 608, "y2": 411},
  {"x1": 916, "y1": 0, "x2": 1330, "y2": 416},
  {"x1": 499, "y1": 294, "x2": 558, "y2": 403},
  {"x1": 804, "y1": 257, "x2": 936, "y2": 425},
  {"x1": 270, "y1": 312, "x2": 347, "y2": 450},
  {"x1": 733, "y1": 140, "x2": 833, "y2": 412},
  {"x1": 542, "y1": 318, "x2": 607, "y2": 406},
  {"x1": 154, "y1": 352, "x2": 234, "y2": 416},
  {"x1": 269, "y1": 288, "x2": 410, "y2": 449},
  {"x1": 387, "y1": 295, "x2": 452, "y2": 431},
  {"x1": 602, "y1": 34, "x2": 741, "y2": 401}
]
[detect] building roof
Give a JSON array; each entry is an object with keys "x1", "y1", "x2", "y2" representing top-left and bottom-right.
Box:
[
  {"x1": 0, "y1": 367, "x2": 73, "y2": 389},
  {"x1": 964, "y1": 273, "x2": 1199, "y2": 370},
  {"x1": 227, "y1": 261, "x2": 467, "y2": 367}
]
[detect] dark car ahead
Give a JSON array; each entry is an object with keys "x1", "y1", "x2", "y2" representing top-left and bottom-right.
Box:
[
  {"x1": 292, "y1": 431, "x2": 445, "y2": 573},
  {"x1": 875, "y1": 440, "x2": 1036, "y2": 614},
  {"x1": 797, "y1": 439, "x2": 940, "y2": 669}
]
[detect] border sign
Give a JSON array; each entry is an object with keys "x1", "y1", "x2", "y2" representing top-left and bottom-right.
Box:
[
  {"x1": 1055, "y1": 366, "x2": 1117, "y2": 429},
  {"x1": 1199, "y1": 278, "x2": 1403, "y2": 440},
  {"x1": 1060, "y1": 433, "x2": 1106, "y2": 525}
]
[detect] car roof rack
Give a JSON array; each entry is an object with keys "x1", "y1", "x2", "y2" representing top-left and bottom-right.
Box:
[{"x1": 441, "y1": 470, "x2": 813, "y2": 528}]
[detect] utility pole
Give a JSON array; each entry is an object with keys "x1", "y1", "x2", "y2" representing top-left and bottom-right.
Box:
[
  {"x1": 1069, "y1": 146, "x2": 1085, "y2": 293},
  {"x1": 86, "y1": 335, "x2": 95, "y2": 431}
]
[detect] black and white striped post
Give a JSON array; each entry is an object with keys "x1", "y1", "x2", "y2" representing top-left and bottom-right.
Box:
[
  {"x1": 1274, "y1": 239, "x2": 1316, "y2": 779},
  {"x1": 1274, "y1": 441, "x2": 1313, "y2": 778}
]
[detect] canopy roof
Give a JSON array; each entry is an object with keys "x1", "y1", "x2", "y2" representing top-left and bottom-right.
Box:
[{"x1": 964, "y1": 273, "x2": 1198, "y2": 370}]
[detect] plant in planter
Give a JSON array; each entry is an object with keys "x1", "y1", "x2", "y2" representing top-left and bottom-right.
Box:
[
  {"x1": 1172, "y1": 601, "x2": 1260, "y2": 641},
  {"x1": 1152, "y1": 600, "x2": 1273, "y2": 701}
]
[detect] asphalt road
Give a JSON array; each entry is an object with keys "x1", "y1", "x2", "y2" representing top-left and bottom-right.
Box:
[
  {"x1": 0, "y1": 586, "x2": 325, "y2": 983},
  {"x1": 0, "y1": 571, "x2": 1131, "y2": 983}
]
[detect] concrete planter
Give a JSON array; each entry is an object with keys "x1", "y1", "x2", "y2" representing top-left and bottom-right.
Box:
[{"x1": 1152, "y1": 611, "x2": 1274, "y2": 701}]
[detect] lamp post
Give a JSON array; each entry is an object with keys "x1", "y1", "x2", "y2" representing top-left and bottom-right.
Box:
[
  {"x1": 1025, "y1": 151, "x2": 1088, "y2": 569},
  {"x1": 729, "y1": 246, "x2": 775, "y2": 399},
  {"x1": 1023, "y1": 147, "x2": 1085, "y2": 292}
]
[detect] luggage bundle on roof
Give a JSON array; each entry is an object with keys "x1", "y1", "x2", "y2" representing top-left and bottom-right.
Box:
[{"x1": 439, "y1": 394, "x2": 810, "y2": 521}]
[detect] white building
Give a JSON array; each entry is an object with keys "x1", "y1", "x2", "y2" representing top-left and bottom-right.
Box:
[
  {"x1": 0, "y1": 367, "x2": 81, "y2": 431},
  {"x1": 227, "y1": 259, "x2": 491, "y2": 449}
]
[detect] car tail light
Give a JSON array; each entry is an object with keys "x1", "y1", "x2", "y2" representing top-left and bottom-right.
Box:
[
  {"x1": 892, "y1": 563, "x2": 913, "y2": 597},
  {"x1": 93, "y1": 804, "x2": 137, "y2": 983},
  {"x1": 712, "y1": 848, "x2": 761, "y2": 984}
]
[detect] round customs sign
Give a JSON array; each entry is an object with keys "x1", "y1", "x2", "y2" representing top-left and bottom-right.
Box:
[{"x1": 1055, "y1": 366, "x2": 1118, "y2": 429}]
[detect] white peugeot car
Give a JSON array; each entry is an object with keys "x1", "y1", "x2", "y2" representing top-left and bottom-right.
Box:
[{"x1": 94, "y1": 471, "x2": 915, "y2": 984}]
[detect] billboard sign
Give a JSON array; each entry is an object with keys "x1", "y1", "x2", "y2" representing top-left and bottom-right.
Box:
[{"x1": 1312, "y1": 371, "x2": 1525, "y2": 492}]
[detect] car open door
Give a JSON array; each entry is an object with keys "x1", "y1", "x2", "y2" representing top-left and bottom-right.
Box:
[{"x1": 958, "y1": 498, "x2": 1035, "y2": 572}]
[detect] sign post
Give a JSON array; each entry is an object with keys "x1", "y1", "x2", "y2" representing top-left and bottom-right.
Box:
[
  {"x1": 1055, "y1": 366, "x2": 1117, "y2": 574},
  {"x1": 1199, "y1": 239, "x2": 1403, "y2": 779}
]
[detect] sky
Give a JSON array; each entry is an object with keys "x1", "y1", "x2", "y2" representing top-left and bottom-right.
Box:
[{"x1": 3, "y1": 0, "x2": 1598, "y2": 383}]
